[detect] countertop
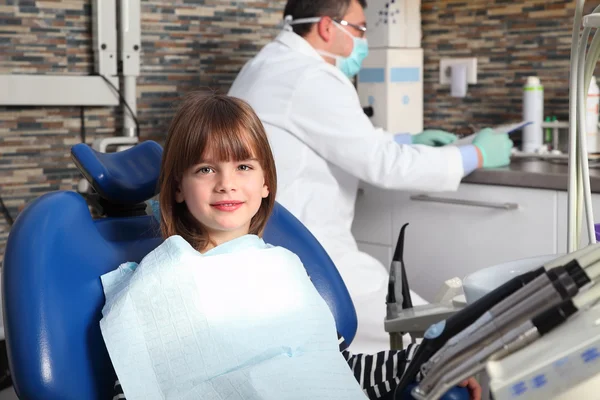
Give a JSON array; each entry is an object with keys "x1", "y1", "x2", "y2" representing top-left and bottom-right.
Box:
[{"x1": 462, "y1": 158, "x2": 600, "y2": 193}]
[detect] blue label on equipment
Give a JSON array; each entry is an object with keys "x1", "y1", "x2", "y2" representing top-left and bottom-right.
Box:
[
  {"x1": 582, "y1": 347, "x2": 600, "y2": 363},
  {"x1": 511, "y1": 382, "x2": 527, "y2": 397},
  {"x1": 390, "y1": 67, "x2": 420, "y2": 83},
  {"x1": 553, "y1": 357, "x2": 569, "y2": 368},
  {"x1": 358, "y1": 68, "x2": 385, "y2": 83},
  {"x1": 532, "y1": 374, "x2": 547, "y2": 389},
  {"x1": 358, "y1": 67, "x2": 420, "y2": 83},
  {"x1": 424, "y1": 320, "x2": 446, "y2": 339}
]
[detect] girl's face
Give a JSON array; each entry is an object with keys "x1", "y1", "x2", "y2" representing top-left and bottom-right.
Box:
[{"x1": 176, "y1": 157, "x2": 269, "y2": 249}]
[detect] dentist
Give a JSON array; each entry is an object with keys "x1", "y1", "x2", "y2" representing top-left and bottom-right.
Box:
[{"x1": 228, "y1": 0, "x2": 512, "y2": 353}]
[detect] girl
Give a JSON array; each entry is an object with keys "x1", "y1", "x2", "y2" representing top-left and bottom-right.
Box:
[{"x1": 107, "y1": 92, "x2": 480, "y2": 400}]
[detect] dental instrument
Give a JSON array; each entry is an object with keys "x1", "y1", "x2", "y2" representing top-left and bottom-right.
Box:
[
  {"x1": 394, "y1": 4, "x2": 600, "y2": 398},
  {"x1": 428, "y1": 242, "x2": 600, "y2": 362},
  {"x1": 416, "y1": 269, "x2": 583, "y2": 392},
  {"x1": 385, "y1": 223, "x2": 466, "y2": 352},
  {"x1": 394, "y1": 243, "x2": 600, "y2": 395},
  {"x1": 414, "y1": 282, "x2": 600, "y2": 400},
  {"x1": 416, "y1": 246, "x2": 600, "y2": 389},
  {"x1": 567, "y1": 2, "x2": 600, "y2": 252},
  {"x1": 387, "y1": 223, "x2": 412, "y2": 321}
]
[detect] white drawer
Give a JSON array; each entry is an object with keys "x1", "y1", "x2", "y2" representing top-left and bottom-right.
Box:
[{"x1": 392, "y1": 183, "x2": 558, "y2": 301}]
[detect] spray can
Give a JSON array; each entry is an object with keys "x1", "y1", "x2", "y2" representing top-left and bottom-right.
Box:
[
  {"x1": 587, "y1": 76, "x2": 600, "y2": 154},
  {"x1": 522, "y1": 76, "x2": 544, "y2": 153}
]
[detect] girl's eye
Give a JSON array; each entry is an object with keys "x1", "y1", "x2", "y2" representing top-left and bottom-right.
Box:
[
  {"x1": 196, "y1": 166, "x2": 214, "y2": 174},
  {"x1": 238, "y1": 164, "x2": 252, "y2": 171}
]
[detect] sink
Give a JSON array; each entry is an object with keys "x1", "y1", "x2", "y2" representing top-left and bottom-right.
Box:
[{"x1": 462, "y1": 254, "x2": 561, "y2": 304}]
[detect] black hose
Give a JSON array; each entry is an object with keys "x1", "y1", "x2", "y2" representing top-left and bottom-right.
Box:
[
  {"x1": 80, "y1": 107, "x2": 86, "y2": 143},
  {"x1": 97, "y1": 74, "x2": 140, "y2": 138},
  {"x1": 0, "y1": 196, "x2": 13, "y2": 227}
]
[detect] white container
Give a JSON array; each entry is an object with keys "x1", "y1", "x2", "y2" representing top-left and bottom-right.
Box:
[
  {"x1": 357, "y1": 48, "x2": 424, "y2": 134},
  {"x1": 587, "y1": 76, "x2": 600, "y2": 153},
  {"x1": 522, "y1": 76, "x2": 544, "y2": 153},
  {"x1": 364, "y1": 0, "x2": 421, "y2": 49}
]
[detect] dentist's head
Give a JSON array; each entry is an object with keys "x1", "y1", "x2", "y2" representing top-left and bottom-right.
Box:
[{"x1": 283, "y1": 0, "x2": 369, "y2": 79}]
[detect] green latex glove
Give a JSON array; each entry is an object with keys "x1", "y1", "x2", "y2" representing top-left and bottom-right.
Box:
[
  {"x1": 472, "y1": 128, "x2": 514, "y2": 168},
  {"x1": 412, "y1": 130, "x2": 458, "y2": 147}
]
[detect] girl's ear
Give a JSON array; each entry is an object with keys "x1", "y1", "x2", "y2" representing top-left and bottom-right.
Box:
[
  {"x1": 261, "y1": 182, "x2": 269, "y2": 199},
  {"x1": 175, "y1": 183, "x2": 185, "y2": 203}
]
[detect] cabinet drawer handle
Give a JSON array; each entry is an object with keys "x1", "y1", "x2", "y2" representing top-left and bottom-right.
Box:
[{"x1": 409, "y1": 194, "x2": 519, "y2": 210}]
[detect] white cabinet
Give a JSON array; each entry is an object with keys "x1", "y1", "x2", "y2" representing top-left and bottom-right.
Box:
[
  {"x1": 352, "y1": 182, "x2": 559, "y2": 302},
  {"x1": 392, "y1": 184, "x2": 557, "y2": 300},
  {"x1": 556, "y1": 191, "x2": 600, "y2": 253}
]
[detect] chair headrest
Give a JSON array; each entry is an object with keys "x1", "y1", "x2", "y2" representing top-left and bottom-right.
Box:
[{"x1": 71, "y1": 141, "x2": 163, "y2": 205}]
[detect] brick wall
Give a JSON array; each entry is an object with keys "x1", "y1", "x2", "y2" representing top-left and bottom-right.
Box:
[
  {"x1": 1, "y1": 0, "x2": 596, "y2": 263},
  {"x1": 421, "y1": 0, "x2": 600, "y2": 131},
  {"x1": 0, "y1": 0, "x2": 285, "y2": 264}
]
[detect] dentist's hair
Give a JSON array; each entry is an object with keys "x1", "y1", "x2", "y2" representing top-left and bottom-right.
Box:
[
  {"x1": 283, "y1": 0, "x2": 367, "y2": 37},
  {"x1": 158, "y1": 91, "x2": 277, "y2": 251}
]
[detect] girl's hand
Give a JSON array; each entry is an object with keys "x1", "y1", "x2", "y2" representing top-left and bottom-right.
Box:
[{"x1": 459, "y1": 377, "x2": 482, "y2": 400}]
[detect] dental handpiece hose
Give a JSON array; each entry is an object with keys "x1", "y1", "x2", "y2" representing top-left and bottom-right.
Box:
[
  {"x1": 420, "y1": 248, "x2": 600, "y2": 386},
  {"x1": 421, "y1": 252, "x2": 594, "y2": 375},
  {"x1": 422, "y1": 244, "x2": 600, "y2": 373},
  {"x1": 417, "y1": 267, "x2": 580, "y2": 391},
  {"x1": 414, "y1": 283, "x2": 600, "y2": 400},
  {"x1": 394, "y1": 244, "x2": 600, "y2": 394},
  {"x1": 417, "y1": 254, "x2": 600, "y2": 397},
  {"x1": 394, "y1": 267, "x2": 545, "y2": 394}
]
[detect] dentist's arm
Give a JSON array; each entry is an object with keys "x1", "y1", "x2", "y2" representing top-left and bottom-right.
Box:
[
  {"x1": 395, "y1": 129, "x2": 513, "y2": 175},
  {"x1": 394, "y1": 133, "x2": 480, "y2": 176},
  {"x1": 288, "y1": 69, "x2": 513, "y2": 192},
  {"x1": 288, "y1": 71, "x2": 465, "y2": 193}
]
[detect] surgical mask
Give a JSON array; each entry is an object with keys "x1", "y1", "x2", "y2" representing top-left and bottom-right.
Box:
[{"x1": 283, "y1": 15, "x2": 369, "y2": 79}]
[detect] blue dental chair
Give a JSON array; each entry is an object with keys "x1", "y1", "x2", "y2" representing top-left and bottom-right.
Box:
[{"x1": 2, "y1": 141, "x2": 469, "y2": 400}]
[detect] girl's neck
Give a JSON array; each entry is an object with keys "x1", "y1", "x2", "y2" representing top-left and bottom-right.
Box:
[{"x1": 198, "y1": 232, "x2": 250, "y2": 254}]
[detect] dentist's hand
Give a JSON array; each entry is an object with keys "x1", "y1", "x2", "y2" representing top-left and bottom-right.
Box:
[
  {"x1": 472, "y1": 128, "x2": 513, "y2": 168},
  {"x1": 412, "y1": 130, "x2": 458, "y2": 147}
]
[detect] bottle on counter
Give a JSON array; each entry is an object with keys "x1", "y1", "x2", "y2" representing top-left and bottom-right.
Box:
[
  {"x1": 522, "y1": 76, "x2": 544, "y2": 153},
  {"x1": 587, "y1": 76, "x2": 600, "y2": 154}
]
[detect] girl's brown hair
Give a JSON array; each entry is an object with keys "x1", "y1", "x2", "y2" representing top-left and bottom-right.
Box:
[{"x1": 158, "y1": 91, "x2": 277, "y2": 251}]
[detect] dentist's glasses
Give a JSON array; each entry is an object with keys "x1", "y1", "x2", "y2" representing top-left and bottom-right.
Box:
[{"x1": 333, "y1": 19, "x2": 367, "y2": 38}]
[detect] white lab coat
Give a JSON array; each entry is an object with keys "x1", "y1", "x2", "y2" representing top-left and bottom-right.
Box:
[{"x1": 228, "y1": 30, "x2": 465, "y2": 354}]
